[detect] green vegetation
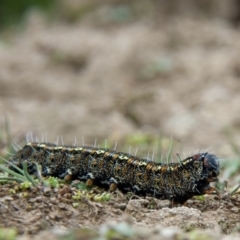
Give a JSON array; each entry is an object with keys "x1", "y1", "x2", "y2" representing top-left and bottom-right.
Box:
[
  {"x1": 0, "y1": 0, "x2": 56, "y2": 30},
  {"x1": 0, "y1": 160, "x2": 40, "y2": 187},
  {"x1": 0, "y1": 228, "x2": 16, "y2": 240},
  {"x1": 72, "y1": 188, "x2": 111, "y2": 204}
]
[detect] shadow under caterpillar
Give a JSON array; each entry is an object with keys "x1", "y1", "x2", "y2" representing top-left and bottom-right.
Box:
[{"x1": 9, "y1": 142, "x2": 220, "y2": 205}]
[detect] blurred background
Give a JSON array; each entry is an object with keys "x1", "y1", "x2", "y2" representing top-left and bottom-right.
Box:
[{"x1": 1, "y1": 0, "x2": 240, "y2": 160}]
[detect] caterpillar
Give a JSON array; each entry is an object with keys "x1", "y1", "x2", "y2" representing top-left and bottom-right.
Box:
[{"x1": 9, "y1": 142, "x2": 220, "y2": 205}]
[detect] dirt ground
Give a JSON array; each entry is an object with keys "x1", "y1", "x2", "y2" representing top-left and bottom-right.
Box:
[
  {"x1": 1, "y1": 0, "x2": 240, "y2": 239},
  {"x1": 0, "y1": 180, "x2": 240, "y2": 239}
]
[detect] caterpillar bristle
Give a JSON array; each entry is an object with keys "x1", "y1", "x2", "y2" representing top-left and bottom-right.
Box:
[
  {"x1": 12, "y1": 142, "x2": 21, "y2": 151},
  {"x1": 60, "y1": 135, "x2": 64, "y2": 145},
  {"x1": 93, "y1": 138, "x2": 97, "y2": 148},
  {"x1": 134, "y1": 146, "x2": 138, "y2": 157},
  {"x1": 113, "y1": 142, "x2": 117, "y2": 151},
  {"x1": 151, "y1": 150, "x2": 155, "y2": 161},
  {"x1": 128, "y1": 145, "x2": 131, "y2": 155}
]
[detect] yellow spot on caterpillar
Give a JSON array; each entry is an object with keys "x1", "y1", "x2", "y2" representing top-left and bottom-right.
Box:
[
  {"x1": 112, "y1": 154, "x2": 119, "y2": 159},
  {"x1": 75, "y1": 147, "x2": 83, "y2": 151},
  {"x1": 151, "y1": 166, "x2": 157, "y2": 171},
  {"x1": 146, "y1": 164, "x2": 153, "y2": 170},
  {"x1": 96, "y1": 150, "x2": 105, "y2": 154},
  {"x1": 104, "y1": 151, "x2": 110, "y2": 157},
  {"x1": 54, "y1": 146, "x2": 63, "y2": 150},
  {"x1": 134, "y1": 160, "x2": 140, "y2": 166},
  {"x1": 138, "y1": 161, "x2": 147, "y2": 166},
  {"x1": 118, "y1": 155, "x2": 128, "y2": 160},
  {"x1": 127, "y1": 158, "x2": 134, "y2": 164},
  {"x1": 159, "y1": 166, "x2": 167, "y2": 172},
  {"x1": 91, "y1": 150, "x2": 96, "y2": 154},
  {"x1": 183, "y1": 160, "x2": 190, "y2": 165},
  {"x1": 39, "y1": 144, "x2": 46, "y2": 148}
]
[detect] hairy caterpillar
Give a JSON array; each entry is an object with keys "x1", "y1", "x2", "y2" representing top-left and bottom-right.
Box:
[{"x1": 9, "y1": 142, "x2": 220, "y2": 205}]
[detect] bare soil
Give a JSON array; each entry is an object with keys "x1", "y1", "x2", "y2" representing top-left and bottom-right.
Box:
[
  {"x1": 1, "y1": 1, "x2": 240, "y2": 239},
  {"x1": 0, "y1": 181, "x2": 240, "y2": 239}
]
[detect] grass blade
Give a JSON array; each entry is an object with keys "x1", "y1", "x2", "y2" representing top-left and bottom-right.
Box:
[
  {"x1": 0, "y1": 157, "x2": 24, "y2": 175},
  {"x1": 22, "y1": 161, "x2": 38, "y2": 187},
  {"x1": 0, "y1": 177, "x2": 25, "y2": 183},
  {"x1": 0, "y1": 165, "x2": 26, "y2": 181}
]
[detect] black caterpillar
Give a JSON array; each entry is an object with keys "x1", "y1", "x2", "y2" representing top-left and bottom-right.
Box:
[{"x1": 9, "y1": 142, "x2": 220, "y2": 205}]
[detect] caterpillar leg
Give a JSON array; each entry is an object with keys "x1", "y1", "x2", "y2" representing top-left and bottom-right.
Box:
[
  {"x1": 109, "y1": 183, "x2": 118, "y2": 192},
  {"x1": 202, "y1": 186, "x2": 219, "y2": 195},
  {"x1": 64, "y1": 174, "x2": 73, "y2": 181},
  {"x1": 86, "y1": 178, "x2": 94, "y2": 187}
]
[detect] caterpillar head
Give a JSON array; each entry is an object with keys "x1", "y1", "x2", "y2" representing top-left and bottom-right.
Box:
[{"x1": 201, "y1": 153, "x2": 220, "y2": 182}]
